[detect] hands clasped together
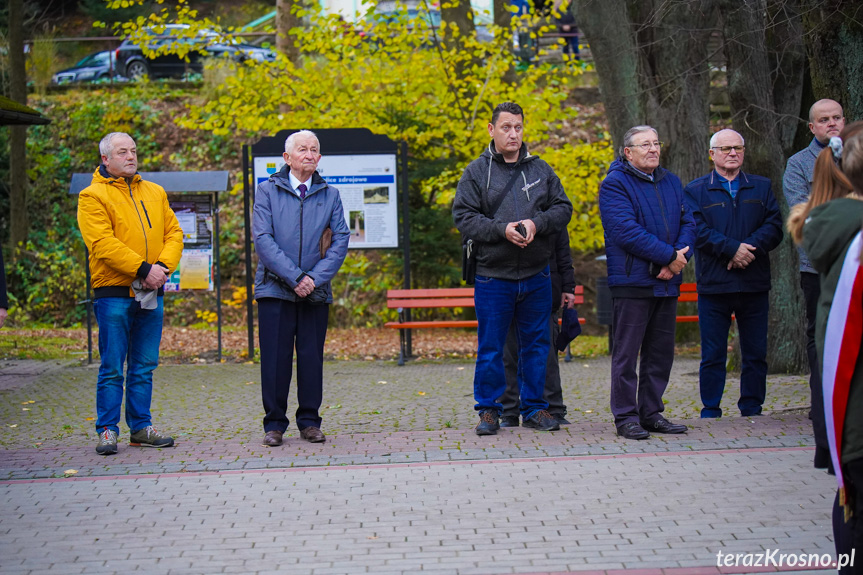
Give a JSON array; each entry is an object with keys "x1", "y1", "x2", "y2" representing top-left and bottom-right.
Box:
[
  {"x1": 142, "y1": 264, "x2": 170, "y2": 290},
  {"x1": 505, "y1": 219, "x2": 537, "y2": 248},
  {"x1": 728, "y1": 242, "x2": 757, "y2": 270},
  {"x1": 656, "y1": 246, "x2": 690, "y2": 280},
  {"x1": 294, "y1": 275, "x2": 316, "y2": 298}
]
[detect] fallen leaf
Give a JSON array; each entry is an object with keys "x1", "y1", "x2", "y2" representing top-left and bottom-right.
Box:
[
  {"x1": 377, "y1": 380, "x2": 387, "y2": 384},
  {"x1": 244, "y1": 381, "x2": 255, "y2": 385},
  {"x1": 456, "y1": 367, "x2": 465, "y2": 370},
  {"x1": 63, "y1": 469, "x2": 78, "y2": 476},
  {"x1": 367, "y1": 536, "x2": 378, "y2": 540},
  {"x1": 85, "y1": 417, "x2": 95, "y2": 421},
  {"x1": 27, "y1": 401, "x2": 35, "y2": 404},
  {"x1": 8, "y1": 424, "x2": 17, "y2": 428},
  {"x1": 418, "y1": 391, "x2": 426, "y2": 396},
  {"x1": 583, "y1": 364, "x2": 589, "y2": 368},
  {"x1": 585, "y1": 409, "x2": 593, "y2": 413},
  {"x1": 22, "y1": 408, "x2": 30, "y2": 411}
]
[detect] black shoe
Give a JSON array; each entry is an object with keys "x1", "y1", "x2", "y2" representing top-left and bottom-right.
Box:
[
  {"x1": 642, "y1": 418, "x2": 687, "y2": 434},
  {"x1": 499, "y1": 415, "x2": 520, "y2": 427},
  {"x1": 475, "y1": 410, "x2": 500, "y2": 436},
  {"x1": 617, "y1": 422, "x2": 650, "y2": 440},
  {"x1": 523, "y1": 410, "x2": 560, "y2": 431},
  {"x1": 552, "y1": 414, "x2": 571, "y2": 425}
]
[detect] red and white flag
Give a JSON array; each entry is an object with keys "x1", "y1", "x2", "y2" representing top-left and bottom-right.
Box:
[{"x1": 823, "y1": 231, "x2": 863, "y2": 512}]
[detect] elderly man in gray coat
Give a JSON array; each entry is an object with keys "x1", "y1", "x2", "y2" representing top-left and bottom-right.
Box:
[{"x1": 253, "y1": 130, "x2": 351, "y2": 446}]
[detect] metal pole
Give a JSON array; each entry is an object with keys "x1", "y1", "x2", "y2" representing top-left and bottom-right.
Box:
[
  {"x1": 400, "y1": 140, "x2": 412, "y2": 357},
  {"x1": 214, "y1": 191, "x2": 222, "y2": 363},
  {"x1": 242, "y1": 145, "x2": 256, "y2": 360}
]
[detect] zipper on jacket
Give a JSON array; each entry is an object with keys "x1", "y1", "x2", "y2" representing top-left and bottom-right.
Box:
[
  {"x1": 703, "y1": 202, "x2": 726, "y2": 210},
  {"x1": 652, "y1": 182, "x2": 672, "y2": 243},
  {"x1": 140, "y1": 200, "x2": 152, "y2": 228},
  {"x1": 298, "y1": 191, "x2": 304, "y2": 270},
  {"x1": 128, "y1": 181, "x2": 149, "y2": 260}
]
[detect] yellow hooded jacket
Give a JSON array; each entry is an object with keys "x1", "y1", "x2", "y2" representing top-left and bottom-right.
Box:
[{"x1": 77, "y1": 166, "x2": 184, "y2": 298}]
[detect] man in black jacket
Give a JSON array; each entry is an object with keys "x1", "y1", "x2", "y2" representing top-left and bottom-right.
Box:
[
  {"x1": 453, "y1": 101, "x2": 573, "y2": 436},
  {"x1": 500, "y1": 229, "x2": 576, "y2": 426}
]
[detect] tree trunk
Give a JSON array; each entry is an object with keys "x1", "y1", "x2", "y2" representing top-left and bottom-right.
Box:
[
  {"x1": 630, "y1": 0, "x2": 716, "y2": 184},
  {"x1": 720, "y1": 0, "x2": 807, "y2": 373},
  {"x1": 8, "y1": 0, "x2": 29, "y2": 257},
  {"x1": 765, "y1": 0, "x2": 805, "y2": 155},
  {"x1": 801, "y1": 0, "x2": 863, "y2": 122},
  {"x1": 440, "y1": 0, "x2": 478, "y2": 82},
  {"x1": 575, "y1": 0, "x2": 715, "y2": 183},
  {"x1": 493, "y1": 0, "x2": 516, "y2": 83},
  {"x1": 276, "y1": 0, "x2": 301, "y2": 66},
  {"x1": 572, "y1": 0, "x2": 640, "y2": 154}
]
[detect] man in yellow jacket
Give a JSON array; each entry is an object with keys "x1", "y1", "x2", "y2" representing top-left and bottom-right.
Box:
[{"x1": 77, "y1": 132, "x2": 183, "y2": 455}]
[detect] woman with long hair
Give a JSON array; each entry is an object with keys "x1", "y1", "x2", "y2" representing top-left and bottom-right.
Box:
[{"x1": 791, "y1": 121, "x2": 863, "y2": 573}]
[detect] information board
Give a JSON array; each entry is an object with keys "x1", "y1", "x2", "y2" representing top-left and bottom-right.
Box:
[
  {"x1": 164, "y1": 193, "x2": 215, "y2": 291},
  {"x1": 252, "y1": 153, "x2": 399, "y2": 249}
]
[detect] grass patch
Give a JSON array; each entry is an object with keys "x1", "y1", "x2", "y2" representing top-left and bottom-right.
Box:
[{"x1": 0, "y1": 331, "x2": 85, "y2": 360}]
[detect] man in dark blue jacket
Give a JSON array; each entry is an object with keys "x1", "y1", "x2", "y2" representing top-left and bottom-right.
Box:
[
  {"x1": 599, "y1": 125, "x2": 696, "y2": 440},
  {"x1": 684, "y1": 129, "x2": 783, "y2": 418}
]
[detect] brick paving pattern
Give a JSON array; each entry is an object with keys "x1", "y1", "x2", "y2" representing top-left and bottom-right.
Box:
[{"x1": 0, "y1": 357, "x2": 839, "y2": 574}]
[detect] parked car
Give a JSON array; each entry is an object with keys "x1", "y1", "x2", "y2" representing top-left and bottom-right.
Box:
[
  {"x1": 52, "y1": 50, "x2": 120, "y2": 84},
  {"x1": 115, "y1": 24, "x2": 276, "y2": 80}
]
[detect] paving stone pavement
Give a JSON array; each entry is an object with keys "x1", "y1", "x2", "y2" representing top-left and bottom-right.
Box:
[{"x1": 0, "y1": 357, "x2": 842, "y2": 574}]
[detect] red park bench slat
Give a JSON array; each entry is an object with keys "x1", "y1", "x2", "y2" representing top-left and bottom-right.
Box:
[
  {"x1": 385, "y1": 285, "x2": 584, "y2": 365},
  {"x1": 677, "y1": 282, "x2": 733, "y2": 322}
]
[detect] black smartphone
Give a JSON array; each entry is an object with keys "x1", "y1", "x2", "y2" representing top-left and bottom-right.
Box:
[{"x1": 516, "y1": 222, "x2": 527, "y2": 237}]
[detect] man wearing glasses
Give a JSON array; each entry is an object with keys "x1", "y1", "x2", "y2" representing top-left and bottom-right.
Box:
[
  {"x1": 684, "y1": 128, "x2": 783, "y2": 418},
  {"x1": 599, "y1": 125, "x2": 695, "y2": 440}
]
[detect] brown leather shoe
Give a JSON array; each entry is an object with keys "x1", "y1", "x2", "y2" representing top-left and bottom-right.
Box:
[
  {"x1": 262, "y1": 430, "x2": 283, "y2": 447},
  {"x1": 300, "y1": 426, "x2": 326, "y2": 443}
]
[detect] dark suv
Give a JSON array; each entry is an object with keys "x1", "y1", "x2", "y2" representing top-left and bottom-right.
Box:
[{"x1": 115, "y1": 24, "x2": 276, "y2": 80}]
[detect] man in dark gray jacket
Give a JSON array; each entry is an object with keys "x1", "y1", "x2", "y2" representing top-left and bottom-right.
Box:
[
  {"x1": 453, "y1": 102, "x2": 573, "y2": 436},
  {"x1": 253, "y1": 130, "x2": 351, "y2": 446}
]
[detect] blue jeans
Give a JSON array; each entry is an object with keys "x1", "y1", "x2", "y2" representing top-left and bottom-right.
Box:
[
  {"x1": 93, "y1": 297, "x2": 164, "y2": 435},
  {"x1": 698, "y1": 291, "x2": 769, "y2": 417},
  {"x1": 473, "y1": 268, "x2": 551, "y2": 419}
]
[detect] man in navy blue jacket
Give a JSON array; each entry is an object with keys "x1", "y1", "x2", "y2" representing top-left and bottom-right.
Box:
[
  {"x1": 684, "y1": 129, "x2": 783, "y2": 418},
  {"x1": 599, "y1": 125, "x2": 696, "y2": 440}
]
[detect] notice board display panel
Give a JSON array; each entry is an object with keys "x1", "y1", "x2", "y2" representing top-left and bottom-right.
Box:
[{"x1": 252, "y1": 154, "x2": 399, "y2": 249}]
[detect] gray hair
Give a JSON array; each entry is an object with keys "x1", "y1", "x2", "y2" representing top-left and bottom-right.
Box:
[
  {"x1": 99, "y1": 132, "x2": 134, "y2": 157},
  {"x1": 619, "y1": 125, "x2": 658, "y2": 157},
  {"x1": 284, "y1": 130, "x2": 320, "y2": 154},
  {"x1": 709, "y1": 129, "x2": 744, "y2": 149}
]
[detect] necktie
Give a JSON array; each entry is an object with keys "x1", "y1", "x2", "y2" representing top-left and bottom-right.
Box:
[{"x1": 298, "y1": 184, "x2": 307, "y2": 199}]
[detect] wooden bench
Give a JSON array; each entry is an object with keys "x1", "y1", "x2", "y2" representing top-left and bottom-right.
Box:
[
  {"x1": 385, "y1": 286, "x2": 584, "y2": 365},
  {"x1": 677, "y1": 282, "x2": 700, "y2": 322}
]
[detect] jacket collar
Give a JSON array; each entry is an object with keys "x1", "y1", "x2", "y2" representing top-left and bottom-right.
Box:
[
  {"x1": 708, "y1": 170, "x2": 753, "y2": 189},
  {"x1": 807, "y1": 136, "x2": 827, "y2": 158},
  {"x1": 272, "y1": 164, "x2": 327, "y2": 195},
  {"x1": 486, "y1": 141, "x2": 532, "y2": 166},
  {"x1": 95, "y1": 164, "x2": 141, "y2": 187},
  {"x1": 616, "y1": 157, "x2": 667, "y2": 183}
]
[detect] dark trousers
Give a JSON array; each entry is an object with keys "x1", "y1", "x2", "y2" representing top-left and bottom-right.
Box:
[
  {"x1": 697, "y1": 291, "x2": 769, "y2": 417},
  {"x1": 258, "y1": 298, "x2": 329, "y2": 432},
  {"x1": 834, "y1": 458, "x2": 863, "y2": 574},
  {"x1": 500, "y1": 311, "x2": 566, "y2": 418},
  {"x1": 802, "y1": 272, "x2": 831, "y2": 468},
  {"x1": 610, "y1": 297, "x2": 677, "y2": 428}
]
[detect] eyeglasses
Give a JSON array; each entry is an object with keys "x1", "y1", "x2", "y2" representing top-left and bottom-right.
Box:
[
  {"x1": 711, "y1": 145, "x2": 745, "y2": 154},
  {"x1": 628, "y1": 141, "x2": 663, "y2": 151}
]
